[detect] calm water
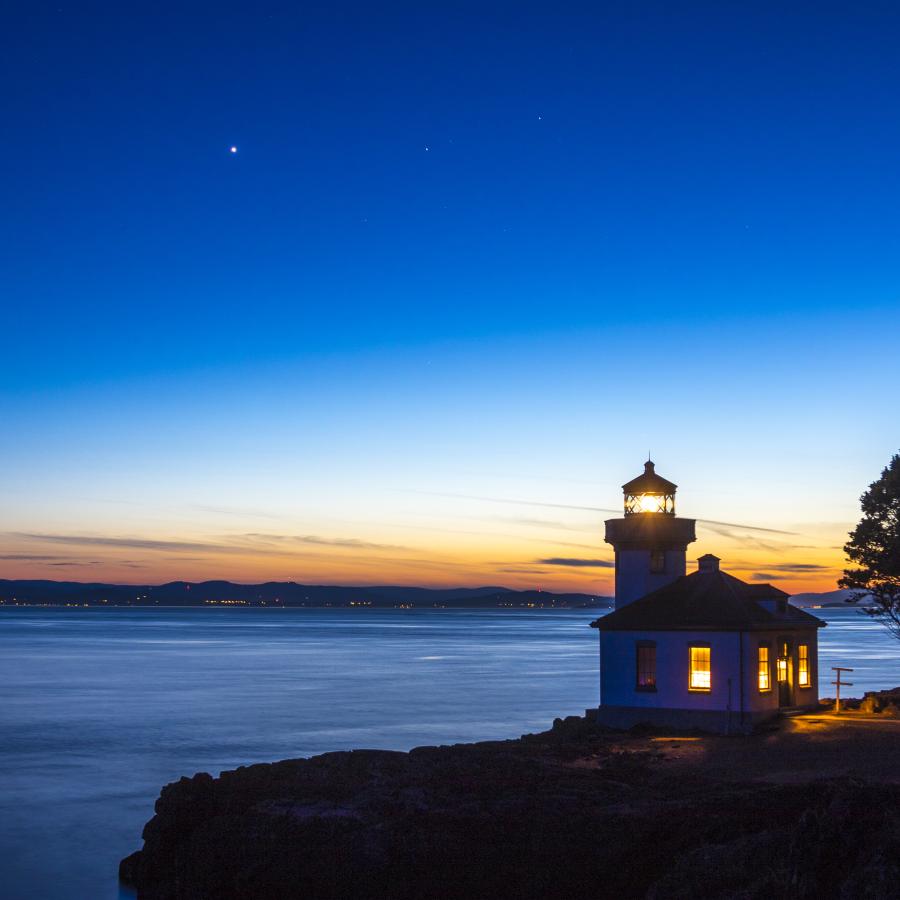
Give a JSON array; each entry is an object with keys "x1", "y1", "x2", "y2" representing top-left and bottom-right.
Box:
[{"x1": 0, "y1": 606, "x2": 897, "y2": 900}]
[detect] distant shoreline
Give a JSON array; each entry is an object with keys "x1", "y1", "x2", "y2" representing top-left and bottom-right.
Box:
[
  {"x1": 0, "y1": 578, "x2": 611, "y2": 610},
  {"x1": 0, "y1": 602, "x2": 610, "y2": 610},
  {"x1": 0, "y1": 577, "x2": 857, "y2": 610}
]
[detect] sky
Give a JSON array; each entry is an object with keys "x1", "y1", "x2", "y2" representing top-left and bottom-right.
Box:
[{"x1": 1, "y1": 2, "x2": 898, "y2": 593}]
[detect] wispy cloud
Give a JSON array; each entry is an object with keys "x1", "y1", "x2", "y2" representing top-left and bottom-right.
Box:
[
  {"x1": 698, "y1": 523, "x2": 784, "y2": 553},
  {"x1": 13, "y1": 533, "x2": 235, "y2": 553},
  {"x1": 0, "y1": 554, "x2": 72, "y2": 561},
  {"x1": 749, "y1": 563, "x2": 832, "y2": 581},
  {"x1": 403, "y1": 489, "x2": 618, "y2": 515},
  {"x1": 537, "y1": 557, "x2": 615, "y2": 568},
  {"x1": 537, "y1": 540, "x2": 602, "y2": 550},
  {"x1": 47, "y1": 560, "x2": 103, "y2": 567},
  {"x1": 237, "y1": 533, "x2": 408, "y2": 551},
  {"x1": 191, "y1": 505, "x2": 292, "y2": 521},
  {"x1": 696, "y1": 518, "x2": 797, "y2": 536},
  {"x1": 388, "y1": 520, "x2": 598, "y2": 550},
  {"x1": 10, "y1": 531, "x2": 407, "y2": 556},
  {"x1": 490, "y1": 515, "x2": 598, "y2": 534},
  {"x1": 403, "y1": 490, "x2": 797, "y2": 536}
]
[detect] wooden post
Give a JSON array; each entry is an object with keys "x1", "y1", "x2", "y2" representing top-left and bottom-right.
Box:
[{"x1": 831, "y1": 666, "x2": 854, "y2": 713}]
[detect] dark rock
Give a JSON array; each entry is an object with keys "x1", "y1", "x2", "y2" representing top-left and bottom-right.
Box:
[{"x1": 120, "y1": 718, "x2": 900, "y2": 900}]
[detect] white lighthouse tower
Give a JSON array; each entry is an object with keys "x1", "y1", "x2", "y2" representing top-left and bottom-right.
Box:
[{"x1": 604, "y1": 460, "x2": 697, "y2": 608}]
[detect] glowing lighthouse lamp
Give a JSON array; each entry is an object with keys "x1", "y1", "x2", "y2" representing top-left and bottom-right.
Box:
[{"x1": 623, "y1": 460, "x2": 676, "y2": 515}]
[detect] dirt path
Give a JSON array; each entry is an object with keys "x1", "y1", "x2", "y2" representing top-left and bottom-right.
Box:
[{"x1": 601, "y1": 712, "x2": 900, "y2": 784}]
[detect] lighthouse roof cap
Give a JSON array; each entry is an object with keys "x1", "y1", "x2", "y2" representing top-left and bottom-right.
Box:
[
  {"x1": 592, "y1": 565, "x2": 826, "y2": 632},
  {"x1": 622, "y1": 460, "x2": 678, "y2": 495}
]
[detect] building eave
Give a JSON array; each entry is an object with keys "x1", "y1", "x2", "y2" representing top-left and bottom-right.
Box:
[{"x1": 593, "y1": 619, "x2": 827, "y2": 633}]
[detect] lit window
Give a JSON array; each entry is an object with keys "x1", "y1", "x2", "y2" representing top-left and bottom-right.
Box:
[
  {"x1": 650, "y1": 550, "x2": 666, "y2": 574},
  {"x1": 689, "y1": 646, "x2": 711, "y2": 691},
  {"x1": 798, "y1": 644, "x2": 810, "y2": 687},
  {"x1": 636, "y1": 643, "x2": 656, "y2": 690},
  {"x1": 777, "y1": 657, "x2": 788, "y2": 683},
  {"x1": 758, "y1": 645, "x2": 770, "y2": 692}
]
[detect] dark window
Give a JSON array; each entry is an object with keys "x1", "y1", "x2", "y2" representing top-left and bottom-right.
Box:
[
  {"x1": 636, "y1": 643, "x2": 657, "y2": 690},
  {"x1": 650, "y1": 550, "x2": 666, "y2": 574}
]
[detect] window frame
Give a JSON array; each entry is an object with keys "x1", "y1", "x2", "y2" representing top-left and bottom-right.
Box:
[
  {"x1": 688, "y1": 643, "x2": 711, "y2": 692},
  {"x1": 798, "y1": 643, "x2": 810, "y2": 688},
  {"x1": 757, "y1": 642, "x2": 771, "y2": 693},
  {"x1": 777, "y1": 639, "x2": 791, "y2": 684},
  {"x1": 635, "y1": 640, "x2": 657, "y2": 692},
  {"x1": 649, "y1": 550, "x2": 666, "y2": 574}
]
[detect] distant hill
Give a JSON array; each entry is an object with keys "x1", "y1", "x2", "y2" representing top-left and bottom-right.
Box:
[
  {"x1": 0, "y1": 579, "x2": 611, "y2": 609},
  {"x1": 790, "y1": 588, "x2": 865, "y2": 608}
]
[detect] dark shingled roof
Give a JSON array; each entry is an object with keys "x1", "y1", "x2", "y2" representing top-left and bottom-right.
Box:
[
  {"x1": 622, "y1": 460, "x2": 677, "y2": 495},
  {"x1": 592, "y1": 567, "x2": 826, "y2": 632}
]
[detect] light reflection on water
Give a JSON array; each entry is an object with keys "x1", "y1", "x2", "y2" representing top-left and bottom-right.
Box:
[{"x1": 0, "y1": 605, "x2": 896, "y2": 900}]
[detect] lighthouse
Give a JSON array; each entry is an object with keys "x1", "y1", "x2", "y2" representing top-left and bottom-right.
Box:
[
  {"x1": 605, "y1": 460, "x2": 696, "y2": 608},
  {"x1": 591, "y1": 459, "x2": 826, "y2": 733}
]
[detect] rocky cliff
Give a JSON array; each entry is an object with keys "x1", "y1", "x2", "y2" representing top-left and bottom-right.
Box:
[{"x1": 121, "y1": 709, "x2": 900, "y2": 899}]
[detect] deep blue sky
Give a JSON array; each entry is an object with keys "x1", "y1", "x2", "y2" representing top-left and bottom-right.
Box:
[{"x1": 1, "y1": 3, "x2": 898, "y2": 588}]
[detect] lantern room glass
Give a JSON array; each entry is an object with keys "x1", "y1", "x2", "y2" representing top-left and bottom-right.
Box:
[{"x1": 624, "y1": 492, "x2": 676, "y2": 515}]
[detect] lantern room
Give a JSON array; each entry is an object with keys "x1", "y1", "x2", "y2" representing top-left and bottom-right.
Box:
[
  {"x1": 622, "y1": 460, "x2": 677, "y2": 515},
  {"x1": 605, "y1": 459, "x2": 696, "y2": 608}
]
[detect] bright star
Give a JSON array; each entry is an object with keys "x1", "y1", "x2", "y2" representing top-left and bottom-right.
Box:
[{"x1": 230, "y1": 146, "x2": 238, "y2": 154}]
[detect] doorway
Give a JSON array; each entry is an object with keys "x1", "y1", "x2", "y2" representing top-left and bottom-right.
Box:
[{"x1": 776, "y1": 640, "x2": 792, "y2": 707}]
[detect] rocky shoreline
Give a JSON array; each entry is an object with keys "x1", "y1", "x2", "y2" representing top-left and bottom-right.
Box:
[{"x1": 121, "y1": 696, "x2": 900, "y2": 899}]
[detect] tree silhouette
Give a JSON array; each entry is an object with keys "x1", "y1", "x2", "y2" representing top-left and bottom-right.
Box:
[{"x1": 840, "y1": 453, "x2": 900, "y2": 641}]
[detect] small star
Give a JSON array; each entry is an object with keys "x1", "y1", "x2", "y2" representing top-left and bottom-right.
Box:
[
  {"x1": 424, "y1": 146, "x2": 430, "y2": 151},
  {"x1": 230, "y1": 146, "x2": 238, "y2": 154},
  {"x1": 537, "y1": 115, "x2": 542, "y2": 120}
]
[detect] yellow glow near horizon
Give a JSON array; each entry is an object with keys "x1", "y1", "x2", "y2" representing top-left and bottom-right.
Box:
[{"x1": 0, "y1": 492, "x2": 851, "y2": 594}]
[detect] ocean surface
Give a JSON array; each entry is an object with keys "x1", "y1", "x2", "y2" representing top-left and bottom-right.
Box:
[{"x1": 1, "y1": 606, "x2": 897, "y2": 900}]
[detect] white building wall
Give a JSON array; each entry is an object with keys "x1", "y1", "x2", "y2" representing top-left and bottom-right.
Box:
[
  {"x1": 614, "y1": 549, "x2": 686, "y2": 608},
  {"x1": 743, "y1": 628, "x2": 819, "y2": 710},
  {"x1": 601, "y1": 630, "x2": 742, "y2": 711},
  {"x1": 600, "y1": 627, "x2": 821, "y2": 718},
  {"x1": 741, "y1": 633, "x2": 779, "y2": 717}
]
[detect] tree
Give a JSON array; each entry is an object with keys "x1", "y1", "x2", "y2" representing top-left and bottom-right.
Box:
[{"x1": 840, "y1": 452, "x2": 900, "y2": 641}]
